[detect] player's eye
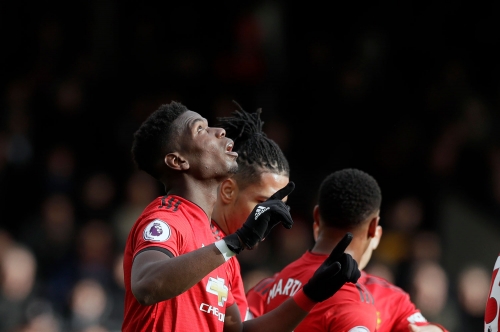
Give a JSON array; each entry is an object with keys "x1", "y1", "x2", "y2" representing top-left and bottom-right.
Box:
[{"x1": 197, "y1": 125, "x2": 205, "y2": 133}]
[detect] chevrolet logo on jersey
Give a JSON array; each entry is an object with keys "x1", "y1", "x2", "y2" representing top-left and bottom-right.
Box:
[{"x1": 206, "y1": 277, "x2": 228, "y2": 307}]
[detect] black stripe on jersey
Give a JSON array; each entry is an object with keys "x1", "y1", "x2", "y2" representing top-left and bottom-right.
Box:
[
  {"x1": 254, "y1": 278, "x2": 276, "y2": 295},
  {"x1": 356, "y1": 284, "x2": 365, "y2": 302},
  {"x1": 356, "y1": 283, "x2": 374, "y2": 304},
  {"x1": 135, "y1": 246, "x2": 174, "y2": 259},
  {"x1": 363, "y1": 283, "x2": 375, "y2": 304},
  {"x1": 166, "y1": 197, "x2": 175, "y2": 209},
  {"x1": 158, "y1": 196, "x2": 182, "y2": 211},
  {"x1": 158, "y1": 196, "x2": 168, "y2": 209},
  {"x1": 365, "y1": 275, "x2": 402, "y2": 292},
  {"x1": 173, "y1": 199, "x2": 181, "y2": 211}
]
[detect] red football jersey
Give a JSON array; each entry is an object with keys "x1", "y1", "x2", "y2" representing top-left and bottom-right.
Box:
[
  {"x1": 246, "y1": 274, "x2": 277, "y2": 319},
  {"x1": 251, "y1": 250, "x2": 378, "y2": 332},
  {"x1": 247, "y1": 269, "x2": 448, "y2": 331},
  {"x1": 485, "y1": 253, "x2": 500, "y2": 332},
  {"x1": 359, "y1": 271, "x2": 447, "y2": 331},
  {"x1": 210, "y1": 220, "x2": 248, "y2": 320},
  {"x1": 122, "y1": 195, "x2": 234, "y2": 332}
]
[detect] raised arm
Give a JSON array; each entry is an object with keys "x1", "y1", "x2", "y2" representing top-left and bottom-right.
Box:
[
  {"x1": 132, "y1": 182, "x2": 296, "y2": 306},
  {"x1": 131, "y1": 244, "x2": 227, "y2": 305},
  {"x1": 225, "y1": 233, "x2": 361, "y2": 332}
]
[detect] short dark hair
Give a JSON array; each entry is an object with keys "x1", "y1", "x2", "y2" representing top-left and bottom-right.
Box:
[
  {"x1": 216, "y1": 101, "x2": 290, "y2": 188},
  {"x1": 131, "y1": 101, "x2": 188, "y2": 179},
  {"x1": 318, "y1": 168, "x2": 381, "y2": 229}
]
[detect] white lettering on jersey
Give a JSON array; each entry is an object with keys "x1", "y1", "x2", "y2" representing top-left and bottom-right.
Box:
[
  {"x1": 348, "y1": 327, "x2": 370, "y2": 332},
  {"x1": 200, "y1": 303, "x2": 225, "y2": 322},
  {"x1": 267, "y1": 278, "x2": 302, "y2": 304},
  {"x1": 143, "y1": 219, "x2": 171, "y2": 242}
]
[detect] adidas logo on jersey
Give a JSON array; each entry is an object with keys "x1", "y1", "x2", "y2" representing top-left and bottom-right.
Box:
[{"x1": 255, "y1": 206, "x2": 270, "y2": 220}]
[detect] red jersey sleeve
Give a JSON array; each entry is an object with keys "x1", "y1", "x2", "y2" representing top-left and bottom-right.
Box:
[
  {"x1": 391, "y1": 295, "x2": 449, "y2": 331},
  {"x1": 323, "y1": 301, "x2": 378, "y2": 332},
  {"x1": 294, "y1": 284, "x2": 378, "y2": 332},
  {"x1": 390, "y1": 293, "x2": 432, "y2": 331},
  {"x1": 361, "y1": 272, "x2": 449, "y2": 332},
  {"x1": 132, "y1": 215, "x2": 190, "y2": 258},
  {"x1": 246, "y1": 276, "x2": 277, "y2": 319}
]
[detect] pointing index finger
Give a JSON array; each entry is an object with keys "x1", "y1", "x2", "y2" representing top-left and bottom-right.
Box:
[
  {"x1": 267, "y1": 181, "x2": 295, "y2": 201},
  {"x1": 327, "y1": 232, "x2": 353, "y2": 262}
]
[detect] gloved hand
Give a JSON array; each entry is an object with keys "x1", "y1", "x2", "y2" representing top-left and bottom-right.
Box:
[
  {"x1": 302, "y1": 232, "x2": 361, "y2": 302},
  {"x1": 223, "y1": 182, "x2": 295, "y2": 254}
]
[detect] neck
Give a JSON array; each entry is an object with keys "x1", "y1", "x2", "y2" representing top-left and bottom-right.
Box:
[
  {"x1": 167, "y1": 179, "x2": 220, "y2": 220},
  {"x1": 211, "y1": 205, "x2": 229, "y2": 235},
  {"x1": 311, "y1": 227, "x2": 367, "y2": 264}
]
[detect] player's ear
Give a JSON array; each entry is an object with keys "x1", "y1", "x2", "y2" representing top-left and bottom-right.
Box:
[
  {"x1": 219, "y1": 178, "x2": 237, "y2": 204},
  {"x1": 367, "y1": 216, "x2": 380, "y2": 239},
  {"x1": 371, "y1": 225, "x2": 382, "y2": 250},
  {"x1": 312, "y1": 205, "x2": 320, "y2": 241},
  {"x1": 165, "y1": 153, "x2": 189, "y2": 170}
]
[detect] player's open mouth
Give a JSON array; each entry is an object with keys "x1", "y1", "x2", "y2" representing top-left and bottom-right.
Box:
[{"x1": 226, "y1": 141, "x2": 238, "y2": 157}]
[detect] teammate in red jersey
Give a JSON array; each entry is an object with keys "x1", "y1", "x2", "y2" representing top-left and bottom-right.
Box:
[
  {"x1": 485, "y1": 253, "x2": 500, "y2": 332},
  {"x1": 353, "y1": 224, "x2": 448, "y2": 331},
  {"x1": 248, "y1": 168, "x2": 381, "y2": 331},
  {"x1": 210, "y1": 103, "x2": 291, "y2": 320},
  {"x1": 247, "y1": 168, "x2": 449, "y2": 332},
  {"x1": 122, "y1": 101, "x2": 359, "y2": 332}
]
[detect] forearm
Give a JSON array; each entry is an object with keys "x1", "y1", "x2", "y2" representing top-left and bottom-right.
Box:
[
  {"x1": 132, "y1": 243, "x2": 226, "y2": 305},
  {"x1": 240, "y1": 297, "x2": 309, "y2": 332}
]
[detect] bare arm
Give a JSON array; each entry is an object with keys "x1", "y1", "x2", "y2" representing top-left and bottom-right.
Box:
[
  {"x1": 131, "y1": 183, "x2": 295, "y2": 307},
  {"x1": 223, "y1": 233, "x2": 359, "y2": 332},
  {"x1": 131, "y1": 244, "x2": 226, "y2": 305},
  {"x1": 224, "y1": 297, "x2": 309, "y2": 332}
]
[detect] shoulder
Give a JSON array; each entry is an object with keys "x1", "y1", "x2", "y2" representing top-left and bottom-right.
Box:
[
  {"x1": 362, "y1": 272, "x2": 406, "y2": 294},
  {"x1": 139, "y1": 196, "x2": 199, "y2": 227},
  {"x1": 131, "y1": 196, "x2": 198, "y2": 243},
  {"x1": 136, "y1": 196, "x2": 183, "y2": 224},
  {"x1": 330, "y1": 282, "x2": 375, "y2": 304},
  {"x1": 247, "y1": 275, "x2": 277, "y2": 297},
  {"x1": 307, "y1": 285, "x2": 378, "y2": 331}
]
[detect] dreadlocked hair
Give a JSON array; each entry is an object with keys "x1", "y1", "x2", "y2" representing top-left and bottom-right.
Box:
[{"x1": 216, "y1": 101, "x2": 290, "y2": 188}]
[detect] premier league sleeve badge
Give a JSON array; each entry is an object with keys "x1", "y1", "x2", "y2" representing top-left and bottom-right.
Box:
[{"x1": 143, "y1": 219, "x2": 171, "y2": 242}]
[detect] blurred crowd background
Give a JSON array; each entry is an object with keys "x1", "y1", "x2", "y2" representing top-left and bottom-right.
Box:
[{"x1": 1, "y1": 1, "x2": 499, "y2": 331}]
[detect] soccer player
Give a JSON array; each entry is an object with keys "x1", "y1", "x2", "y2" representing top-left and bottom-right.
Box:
[
  {"x1": 247, "y1": 168, "x2": 381, "y2": 331},
  {"x1": 350, "y1": 224, "x2": 448, "y2": 331},
  {"x1": 210, "y1": 103, "x2": 291, "y2": 320},
  {"x1": 484, "y1": 253, "x2": 500, "y2": 332},
  {"x1": 211, "y1": 102, "x2": 343, "y2": 321},
  {"x1": 247, "y1": 168, "x2": 449, "y2": 332},
  {"x1": 122, "y1": 101, "x2": 360, "y2": 332}
]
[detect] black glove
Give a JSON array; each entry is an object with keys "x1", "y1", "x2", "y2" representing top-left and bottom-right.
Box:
[
  {"x1": 302, "y1": 232, "x2": 361, "y2": 302},
  {"x1": 223, "y1": 182, "x2": 295, "y2": 254}
]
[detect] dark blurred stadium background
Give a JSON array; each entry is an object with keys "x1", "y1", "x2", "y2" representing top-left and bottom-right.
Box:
[{"x1": 1, "y1": 1, "x2": 499, "y2": 331}]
